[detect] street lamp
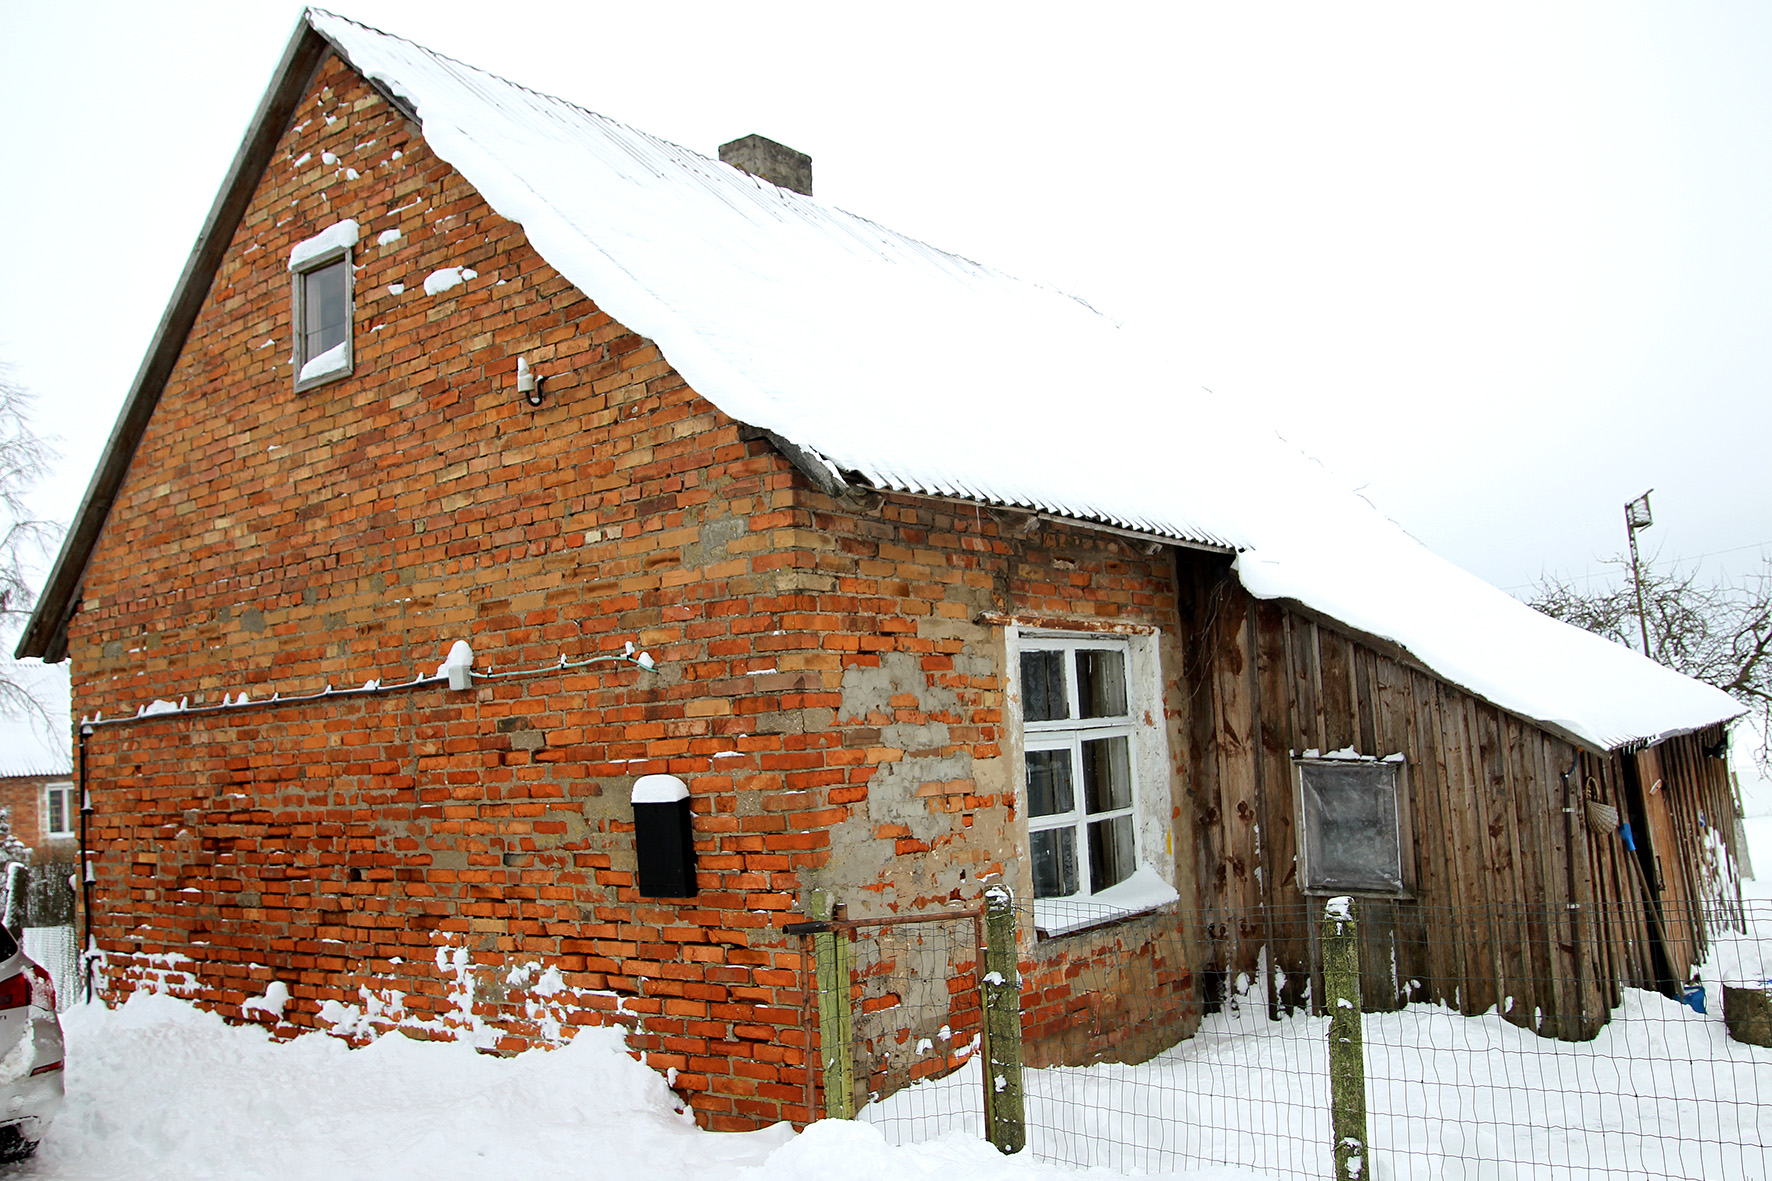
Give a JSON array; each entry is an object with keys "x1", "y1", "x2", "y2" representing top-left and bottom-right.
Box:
[{"x1": 1625, "y1": 490, "x2": 1654, "y2": 660}]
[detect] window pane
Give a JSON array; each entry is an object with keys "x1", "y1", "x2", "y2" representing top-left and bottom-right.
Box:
[
  {"x1": 1020, "y1": 650, "x2": 1068, "y2": 722},
  {"x1": 47, "y1": 790, "x2": 65, "y2": 834},
  {"x1": 1081, "y1": 736, "x2": 1130, "y2": 814},
  {"x1": 1031, "y1": 827, "x2": 1079, "y2": 898},
  {"x1": 1299, "y1": 762, "x2": 1403, "y2": 893},
  {"x1": 1025, "y1": 748, "x2": 1074, "y2": 818},
  {"x1": 1076, "y1": 648, "x2": 1127, "y2": 718},
  {"x1": 303, "y1": 260, "x2": 349, "y2": 359},
  {"x1": 1088, "y1": 815, "x2": 1136, "y2": 893}
]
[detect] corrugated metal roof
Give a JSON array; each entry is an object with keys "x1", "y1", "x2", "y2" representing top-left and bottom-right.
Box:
[
  {"x1": 21, "y1": 9, "x2": 1738, "y2": 754},
  {"x1": 0, "y1": 663, "x2": 70, "y2": 779},
  {"x1": 307, "y1": 9, "x2": 1747, "y2": 750}
]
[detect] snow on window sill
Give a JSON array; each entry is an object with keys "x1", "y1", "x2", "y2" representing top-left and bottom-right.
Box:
[
  {"x1": 298, "y1": 342, "x2": 350, "y2": 384},
  {"x1": 1033, "y1": 866, "x2": 1179, "y2": 938}
]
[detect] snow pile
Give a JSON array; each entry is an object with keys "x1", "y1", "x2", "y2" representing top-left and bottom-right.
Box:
[
  {"x1": 239, "y1": 980, "x2": 289, "y2": 1021},
  {"x1": 422, "y1": 265, "x2": 477, "y2": 295},
  {"x1": 25, "y1": 992, "x2": 1222, "y2": 1181},
  {"x1": 298, "y1": 340, "x2": 349, "y2": 382},
  {"x1": 286, "y1": 217, "x2": 359, "y2": 269},
  {"x1": 434, "y1": 645, "x2": 474, "y2": 680},
  {"x1": 305, "y1": 9, "x2": 1739, "y2": 753}
]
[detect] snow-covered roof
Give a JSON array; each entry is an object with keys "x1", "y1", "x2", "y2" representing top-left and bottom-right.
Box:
[
  {"x1": 306, "y1": 11, "x2": 1741, "y2": 751},
  {"x1": 17, "y1": 9, "x2": 1743, "y2": 755},
  {"x1": 0, "y1": 662, "x2": 71, "y2": 779}
]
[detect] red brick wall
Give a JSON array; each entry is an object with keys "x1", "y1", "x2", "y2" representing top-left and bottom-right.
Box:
[
  {"x1": 71, "y1": 51, "x2": 1199, "y2": 1129},
  {"x1": 0, "y1": 776, "x2": 64, "y2": 855}
]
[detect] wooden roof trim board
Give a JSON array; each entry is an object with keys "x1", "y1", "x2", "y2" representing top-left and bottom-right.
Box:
[
  {"x1": 16, "y1": 17, "x2": 428, "y2": 665},
  {"x1": 17, "y1": 21, "x2": 332, "y2": 663}
]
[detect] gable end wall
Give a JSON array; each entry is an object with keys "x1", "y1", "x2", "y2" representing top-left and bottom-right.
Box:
[{"x1": 70, "y1": 53, "x2": 1202, "y2": 1128}]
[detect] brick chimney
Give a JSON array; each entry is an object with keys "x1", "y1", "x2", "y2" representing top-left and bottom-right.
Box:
[{"x1": 718, "y1": 134, "x2": 812, "y2": 196}]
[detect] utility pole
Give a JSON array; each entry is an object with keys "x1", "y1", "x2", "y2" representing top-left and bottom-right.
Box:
[{"x1": 1625, "y1": 490, "x2": 1655, "y2": 660}]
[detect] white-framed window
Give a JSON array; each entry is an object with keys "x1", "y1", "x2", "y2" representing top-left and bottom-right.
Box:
[
  {"x1": 44, "y1": 782, "x2": 74, "y2": 839},
  {"x1": 1009, "y1": 628, "x2": 1177, "y2": 935},
  {"x1": 289, "y1": 219, "x2": 358, "y2": 392},
  {"x1": 1293, "y1": 754, "x2": 1413, "y2": 897}
]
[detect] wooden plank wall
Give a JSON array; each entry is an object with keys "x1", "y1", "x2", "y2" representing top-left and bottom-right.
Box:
[{"x1": 1181, "y1": 555, "x2": 1744, "y2": 1039}]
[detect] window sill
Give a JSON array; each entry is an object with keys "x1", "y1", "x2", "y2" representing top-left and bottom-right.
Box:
[
  {"x1": 1034, "y1": 867, "x2": 1179, "y2": 938},
  {"x1": 295, "y1": 343, "x2": 352, "y2": 392}
]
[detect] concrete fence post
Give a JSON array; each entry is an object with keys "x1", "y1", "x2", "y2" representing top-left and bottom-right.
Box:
[
  {"x1": 2, "y1": 863, "x2": 27, "y2": 940},
  {"x1": 982, "y1": 887, "x2": 1026, "y2": 1154},
  {"x1": 809, "y1": 892, "x2": 855, "y2": 1119},
  {"x1": 1322, "y1": 896, "x2": 1368, "y2": 1181}
]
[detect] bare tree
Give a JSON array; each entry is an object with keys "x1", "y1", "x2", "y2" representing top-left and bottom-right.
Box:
[
  {"x1": 0, "y1": 368, "x2": 62, "y2": 722},
  {"x1": 1529, "y1": 554, "x2": 1772, "y2": 766}
]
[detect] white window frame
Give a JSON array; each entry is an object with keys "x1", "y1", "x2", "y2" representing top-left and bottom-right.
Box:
[
  {"x1": 1293, "y1": 753, "x2": 1414, "y2": 899},
  {"x1": 289, "y1": 221, "x2": 357, "y2": 392},
  {"x1": 1006, "y1": 627, "x2": 1177, "y2": 936},
  {"x1": 44, "y1": 782, "x2": 74, "y2": 839}
]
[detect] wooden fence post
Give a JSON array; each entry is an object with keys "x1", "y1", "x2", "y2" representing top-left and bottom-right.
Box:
[
  {"x1": 1322, "y1": 896, "x2": 1368, "y2": 1181},
  {"x1": 810, "y1": 892, "x2": 855, "y2": 1119},
  {"x1": 982, "y1": 886, "x2": 1026, "y2": 1154}
]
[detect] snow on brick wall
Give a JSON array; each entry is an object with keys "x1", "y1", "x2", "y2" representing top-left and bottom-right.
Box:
[{"x1": 71, "y1": 53, "x2": 1203, "y2": 1133}]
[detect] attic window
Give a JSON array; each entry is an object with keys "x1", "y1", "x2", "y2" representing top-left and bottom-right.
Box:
[
  {"x1": 289, "y1": 219, "x2": 359, "y2": 391},
  {"x1": 1294, "y1": 754, "x2": 1413, "y2": 897}
]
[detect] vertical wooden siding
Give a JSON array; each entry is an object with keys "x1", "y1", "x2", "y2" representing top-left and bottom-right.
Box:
[{"x1": 1183, "y1": 557, "x2": 1742, "y2": 1038}]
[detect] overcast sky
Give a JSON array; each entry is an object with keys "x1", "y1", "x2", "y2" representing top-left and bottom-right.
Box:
[{"x1": 1, "y1": 1, "x2": 1767, "y2": 602}]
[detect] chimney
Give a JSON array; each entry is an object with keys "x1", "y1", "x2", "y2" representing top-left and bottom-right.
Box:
[{"x1": 719, "y1": 134, "x2": 812, "y2": 196}]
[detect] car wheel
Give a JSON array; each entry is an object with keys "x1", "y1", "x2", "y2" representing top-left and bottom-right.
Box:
[{"x1": 0, "y1": 1127, "x2": 37, "y2": 1163}]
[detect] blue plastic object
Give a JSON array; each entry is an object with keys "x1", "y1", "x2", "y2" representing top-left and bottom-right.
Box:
[
  {"x1": 1619, "y1": 821, "x2": 1636, "y2": 851},
  {"x1": 1682, "y1": 983, "x2": 1707, "y2": 1014}
]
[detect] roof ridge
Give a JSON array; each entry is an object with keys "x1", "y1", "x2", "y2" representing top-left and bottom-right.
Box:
[{"x1": 305, "y1": 7, "x2": 1105, "y2": 322}]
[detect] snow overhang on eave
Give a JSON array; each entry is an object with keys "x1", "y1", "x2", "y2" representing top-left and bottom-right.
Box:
[{"x1": 1262, "y1": 593, "x2": 1747, "y2": 757}]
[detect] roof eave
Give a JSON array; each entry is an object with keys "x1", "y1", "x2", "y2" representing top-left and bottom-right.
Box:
[
  {"x1": 15, "y1": 13, "x2": 336, "y2": 661},
  {"x1": 1264, "y1": 592, "x2": 1745, "y2": 755}
]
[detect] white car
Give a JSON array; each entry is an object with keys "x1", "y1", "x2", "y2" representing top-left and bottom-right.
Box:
[{"x1": 0, "y1": 928, "x2": 62, "y2": 1161}]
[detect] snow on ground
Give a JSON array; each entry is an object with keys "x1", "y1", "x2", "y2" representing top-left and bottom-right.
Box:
[
  {"x1": 15, "y1": 992, "x2": 1239, "y2": 1181},
  {"x1": 15, "y1": 810, "x2": 1772, "y2": 1180}
]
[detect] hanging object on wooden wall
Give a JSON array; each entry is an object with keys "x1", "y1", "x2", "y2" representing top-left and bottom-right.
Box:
[{"x1": 1584, "y1": 777, "x2": 1621, "y2": 835}]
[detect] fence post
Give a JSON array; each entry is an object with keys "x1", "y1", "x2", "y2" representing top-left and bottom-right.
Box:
[
  {"x1": 1322, "y1": 896, "x2": 1368, "y2": 1181},
  {"x1": 2, "y1": 863, "x2": 26, "y2": 939},
  {"x1": 982, "y1": 887, "x2": 1026, "y2": 1154},
  {"x1": 809, "y1": 892, "x2": 855, "y2": 1119}
]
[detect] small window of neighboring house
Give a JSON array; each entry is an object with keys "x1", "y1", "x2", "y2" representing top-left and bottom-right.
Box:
[
  {"x1": 288, "y1": 219, "x2": 359, "y2": 392},
  {"x1": 45, "y1": 782, "x2": 74, "y2": 839},
  {"x1": 1014, "y1": 632, "x2": 1177, "y2": 935},
  {"x1": 1294, "y1": 755, "x2": 1413, "y2": 897}
]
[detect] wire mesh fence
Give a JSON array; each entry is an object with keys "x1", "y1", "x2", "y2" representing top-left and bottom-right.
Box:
[
  {"x1": 845, "y1": 896, "x2": 1772, "y2": 1179},
  {"x1": 22, "y1": 924, "x2": 79, "y2": 1013},
  {"x1": 849, "y1": 910, "x2": 986, "y2": 1139},
  {"x1": 789, "y1": 906, "x2": 991, "y2": 1139}
]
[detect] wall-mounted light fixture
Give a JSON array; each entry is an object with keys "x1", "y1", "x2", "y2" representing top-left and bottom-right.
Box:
[{"x1": 516, "y1": 356, "x2": 544, "y2": 407}]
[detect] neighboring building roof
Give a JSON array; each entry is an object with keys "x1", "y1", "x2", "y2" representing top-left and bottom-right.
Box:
[
  {"x1": 0, "y1": 662, "x2": 71, "y2": 779},
  {"x1": 19, "y1": 9, "x2": 1745, "y2": 754}
]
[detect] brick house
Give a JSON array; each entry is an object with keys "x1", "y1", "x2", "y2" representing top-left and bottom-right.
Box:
[
  {"x1": 18, "y1": 10, "x2": 1747, "y2": 1129},
  {"x1": 0, "y1": 662, "x2": 74, "y2": 860}
]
